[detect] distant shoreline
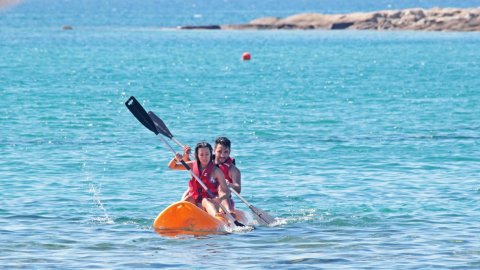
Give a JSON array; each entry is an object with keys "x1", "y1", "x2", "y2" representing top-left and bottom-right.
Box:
[{"x1": 179, "y1": 8, "x2": 480, "y2": 32}]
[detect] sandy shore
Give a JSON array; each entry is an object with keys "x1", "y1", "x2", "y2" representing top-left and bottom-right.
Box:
[{"x1": 180, "y1": 8, "x2": 480, "y2": 31}]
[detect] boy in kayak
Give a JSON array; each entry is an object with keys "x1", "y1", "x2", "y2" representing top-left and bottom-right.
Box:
[
  {"x1": 214, "y1": 137, "x2": 241, "y2": 192},
  {"x1": 168, "y1": 142, "x2": 234, "y2": 217},
  {"x1": 213, "y1": 137, "x2": 241, "y2": 206}
]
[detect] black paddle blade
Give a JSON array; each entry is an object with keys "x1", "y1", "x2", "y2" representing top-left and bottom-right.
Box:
[
  {"x1": 234, "y1": 220, "x2": 245, "y2": 227},
  {"x1": 148, "y1": 111, "x2": 174, "y2": 139},
  {"x1": 125, "y1": 96, "x2": 158, "y2": 135}
]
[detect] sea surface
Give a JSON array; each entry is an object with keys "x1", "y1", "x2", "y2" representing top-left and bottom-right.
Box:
[{"x1": 1, "y1": 0, "x2": 480, "y2": 269}]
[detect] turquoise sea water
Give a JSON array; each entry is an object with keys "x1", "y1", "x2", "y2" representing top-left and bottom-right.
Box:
[{"x1": 2, "y1": 1, "x2": 480, "y2": 269}]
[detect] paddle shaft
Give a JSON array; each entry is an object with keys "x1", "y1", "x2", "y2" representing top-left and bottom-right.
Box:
[{"x1": 229, "y1": 187, "x2": 253, "y2": 208}]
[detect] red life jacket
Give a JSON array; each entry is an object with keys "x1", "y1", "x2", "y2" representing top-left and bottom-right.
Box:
[
  {"x1": 187, "y1": 161, "x2": 218, "y2": 204},
  {"x1": 217, "y1": 157, "x2": 236, "y2": 207},
  {"x1": 217, "y1": 157, "x2": 235, "y2": 184}
]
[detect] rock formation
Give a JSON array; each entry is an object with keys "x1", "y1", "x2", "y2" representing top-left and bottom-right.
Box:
[{"x1": 180, "y1": 8, "x2": 480, "y2": 31}]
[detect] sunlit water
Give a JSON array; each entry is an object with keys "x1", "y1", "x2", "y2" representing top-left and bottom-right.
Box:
[{"x1": 1, "y1": 1, "x2": 480, "y2": 269}]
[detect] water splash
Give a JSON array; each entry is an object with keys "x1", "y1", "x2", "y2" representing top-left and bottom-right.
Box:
[
  {"x1": 88, "y1": 184, "x2": 114, "y2": 225},
  {"x1": 281, "y1": 208, "x2": 318, "y2": 224},
  {"x1": 230, "y1": 224, "x2": 255, "y2": 234}
]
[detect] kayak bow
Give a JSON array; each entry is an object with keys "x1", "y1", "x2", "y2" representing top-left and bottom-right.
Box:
[{"x1": 153, "y1": 201, "x2": 250, "y2": 236}]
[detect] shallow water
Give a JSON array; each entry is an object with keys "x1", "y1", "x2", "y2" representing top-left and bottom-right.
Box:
[{"x1": 1, "y1": 1, "x2": 480, "y2": 269}]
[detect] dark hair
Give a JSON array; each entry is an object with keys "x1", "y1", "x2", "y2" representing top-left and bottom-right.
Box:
[
  {"x1": 195, "y1": 142, "x2": 213, "y2": 161},
  {"x1": 215, "y1": 137, "x2": 231, "y2": 149}
]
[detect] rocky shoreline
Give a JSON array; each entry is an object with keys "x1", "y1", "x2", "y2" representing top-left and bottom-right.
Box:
[{"x1": 180, "y1": 8, "x2": 480, "y2": 31}]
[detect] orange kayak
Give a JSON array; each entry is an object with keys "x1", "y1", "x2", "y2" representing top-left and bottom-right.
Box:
[{"x1": 153, "y1": 201, "x2": 250, "y2": 236}]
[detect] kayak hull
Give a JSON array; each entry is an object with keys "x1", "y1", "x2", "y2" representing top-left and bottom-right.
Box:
[{"x1": 153, "y1": 201, "x2": 249, "y2": 236}]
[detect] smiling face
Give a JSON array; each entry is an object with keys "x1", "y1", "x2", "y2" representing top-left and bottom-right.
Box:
[
  {"x1": 196, "y1": 147, "x2": 212, "y2": 166},
  {"x1": 214, "y1": 144, "x2": 230, "y2": 164}
]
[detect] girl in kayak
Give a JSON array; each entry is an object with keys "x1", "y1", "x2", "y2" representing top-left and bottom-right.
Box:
[{"x1": 168, "y1": 142, "x2": 234, "y2": 217}]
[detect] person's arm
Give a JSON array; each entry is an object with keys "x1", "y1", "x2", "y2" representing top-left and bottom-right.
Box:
[
  {"x1": 168, "y1": 145, "x2": 193, "y2": 170},
  {"x1": 214, "y1": 168, "x2": 233, "y2": 213},
  {"x1": 182, "y1": 145, "x2": 192, "y2": 161},
  {"x1": 229, "y1": 165, "x2": 241, "y2": 193},
  {"x1": 168, "y1": 153, "x2": 190, "y2": 170}
]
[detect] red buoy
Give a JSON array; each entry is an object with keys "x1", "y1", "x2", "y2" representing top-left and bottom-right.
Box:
[{"x1": 242, "y1": 52, "x2": 251, "y2": 61}]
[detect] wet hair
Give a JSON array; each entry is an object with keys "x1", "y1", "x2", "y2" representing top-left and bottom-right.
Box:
[
  {"x1": 195, "y1": 142, "x2": 213, "y2": 162},
  {"x1": 214, "y1": 137, "x2": 231, "y2": 149}
]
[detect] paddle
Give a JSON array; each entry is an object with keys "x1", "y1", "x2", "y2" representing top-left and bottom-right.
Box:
[
  {"x1": 148, "y1": 111, "x2": 276, "y2": 226},
  {"x1": 125, "y1": 96, "x2": 245, "y2": 227}
]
